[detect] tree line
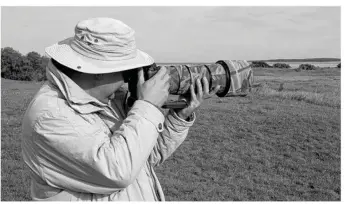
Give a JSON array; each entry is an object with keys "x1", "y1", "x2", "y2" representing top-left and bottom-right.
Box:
[
  {"x1": 1, "y1": 47, "x2": 48, "y2": 81},
  {"x1": 1, "y1": 47, "x2": 341, "y2": 82},
  {"x1": 251, "y1": 61, "x2": 341, "y2": 69}
]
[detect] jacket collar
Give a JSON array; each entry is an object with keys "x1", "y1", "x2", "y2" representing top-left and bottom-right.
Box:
[{"x1": 46, "y1": 60, "x2": 108, "y2": 114}]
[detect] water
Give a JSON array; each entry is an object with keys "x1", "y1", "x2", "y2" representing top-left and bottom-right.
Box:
[{"x1": 266, "y1": 61, "x2": 340, "y2": 69}]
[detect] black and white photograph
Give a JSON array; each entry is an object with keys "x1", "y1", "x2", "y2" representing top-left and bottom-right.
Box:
[{"x1": 1, "y1": 2, "x2": 342, "y2": 201}]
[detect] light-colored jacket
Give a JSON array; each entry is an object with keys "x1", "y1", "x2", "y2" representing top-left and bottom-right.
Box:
[{"x1": 21, "y1": 62, "x2": 195, "y2": 201}]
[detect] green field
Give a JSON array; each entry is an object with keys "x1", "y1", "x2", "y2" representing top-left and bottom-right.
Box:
[{"x1": 1, "y1": 67, "x2": 341, "y2": 201}]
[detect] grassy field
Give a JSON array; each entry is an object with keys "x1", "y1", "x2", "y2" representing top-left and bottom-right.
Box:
[{"x1": 1, "y1": 67, "x2": 341, "y2": 201}]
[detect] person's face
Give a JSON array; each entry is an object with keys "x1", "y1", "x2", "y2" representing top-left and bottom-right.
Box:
[{"x1": 95, "y1": 72, "x2": 125, "y2": 101}]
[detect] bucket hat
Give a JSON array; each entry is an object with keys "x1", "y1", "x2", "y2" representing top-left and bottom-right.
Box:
[{"x1": 45, "y1": 17, "x2": 154, "y2": 74}]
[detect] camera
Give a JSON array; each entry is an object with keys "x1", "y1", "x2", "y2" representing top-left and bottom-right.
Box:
[{"x1": 123, "y1": 60, "x2": 253, "y2": 109}]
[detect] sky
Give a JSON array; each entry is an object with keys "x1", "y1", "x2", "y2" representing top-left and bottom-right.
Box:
[{"x1": 1, "y1": 6, "x2": 341, "y2": 62}]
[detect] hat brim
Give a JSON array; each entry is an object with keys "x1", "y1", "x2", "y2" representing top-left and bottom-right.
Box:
[{"x1": 45, "y1": 37, "x2": 154, "y2": 74}]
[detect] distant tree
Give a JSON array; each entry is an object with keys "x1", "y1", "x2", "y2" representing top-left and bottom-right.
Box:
[
  {"x1": 37, "y1": 56, "x2": 50, "y2": 81},
  {"x1": 1, "y1": 47, "x2": 25, "y2": 72},
  {"x1": 337, "y1": 63, "x2": 341, "y2": 68},
  {"x1": 250, "y1": 61, "x2": 272, "y2": 68},
  {"x1": 299, "y1": 64, "x2": 316, "y2": 70},
  {"x1": 273, "y1": 63, "x2": 291, "y2": 69},
  {"x1": 1, "y1": 47, "x2": 48, "y2": 81},
  {"x1": 26, "y1": 51, "x2": 42, "y2": 69},
  {"x1": 41, "y1": 56, "x2": 50, "y2": 68},
  {"x1": 1, "y1": 47, "x2": 29, "y2": 80},
  {"x1": 26, "y1": 52, "x2": 48, "y2": 81},
  {"x1": 20, "y1": 65, "x2": 36, "y2": 81}
]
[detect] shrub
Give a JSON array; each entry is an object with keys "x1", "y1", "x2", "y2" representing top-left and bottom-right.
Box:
[
  {"x1": 273, "y1": 63, "x2": 291, "y2": 69},
  {"x1": 298, "y1": 64, "x2": 316, "y2": 70},
  {"x1": 251, "y1": 61, "x2": 272, "y2": 68},
  {"x1": 337, "y1": 63, "x2": 341, "y2": 68}
]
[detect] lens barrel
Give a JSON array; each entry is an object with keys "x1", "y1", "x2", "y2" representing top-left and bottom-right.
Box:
[{"x1": 143, "y1": 60, "x2": 252, "y2": 97}]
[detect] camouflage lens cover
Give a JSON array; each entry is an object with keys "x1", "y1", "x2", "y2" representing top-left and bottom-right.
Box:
[
  {"x1": 145, "y1": 60, "x2": 253, "y2": 97},
  {"x1": 153, "y1": 64, "x2": 228, "y2": 95},
  {"x1": 207, "y1": 63, "x2": 227, "y2": 94},
  {"x1": 217, "y1": 60, "x2": 253, "y2": 96}
]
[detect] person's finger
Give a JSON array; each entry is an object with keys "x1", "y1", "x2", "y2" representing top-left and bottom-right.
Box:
[
  {"x1": 163, "y1": 79, "x2": 170, "y2": 91},
  {"x1": 137, "y1": 68, "x2": 145, "y2": 85},
  {"x1": 190, "y1": 84, "x2": 197, "y2": 102},
  {"x1": 209, "y1": 85, "x2": 221, "y2": 95},
  {"x1": 162, "y1": 71, "x2": 170, "y2": 83},
  {"x1": 196, "y1": 78, "x2": 203, "y2": 99},
  {"x1": 163, "y1": 78, "x2": 170, "y2": 86},
  {"x1": 202, "y1": 77, "x2": 210, "y2": 94},
  {"x1": 153, "y1": 66, "x2": 167, "y2": 79}
]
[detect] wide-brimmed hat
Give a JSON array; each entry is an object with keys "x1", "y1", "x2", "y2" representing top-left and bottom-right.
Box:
[{"x1": 45, "y1": 17, "x2": 154, "y2": 74}]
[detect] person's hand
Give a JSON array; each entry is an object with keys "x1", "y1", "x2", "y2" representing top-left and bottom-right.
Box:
[
  {"x1": 175, "y1": 76, "x2": 220, "y2": 120},
  {"x1": 136, "y1": 66, "x2": 170, "y2": 107}
]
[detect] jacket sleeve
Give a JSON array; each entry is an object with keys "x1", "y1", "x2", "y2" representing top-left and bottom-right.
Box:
[
  {"x1": 30, "y1": 100, "x2": 164, "y2": 195},
  {"x1": 147, "y1": 109, "x2": 195, "y2": 167}
]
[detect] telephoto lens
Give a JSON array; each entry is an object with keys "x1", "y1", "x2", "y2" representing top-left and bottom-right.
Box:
[
  {"x1": 124, "y1": 60, "x2": 253, "y2": 109},
  {"x1": 144, "y1": 60, "x2": 253, "y2": 96}
]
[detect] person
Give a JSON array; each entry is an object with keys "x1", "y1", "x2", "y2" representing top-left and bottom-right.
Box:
[{"x1": 21, "y1": 17, "x2": 219, "y2": 201}]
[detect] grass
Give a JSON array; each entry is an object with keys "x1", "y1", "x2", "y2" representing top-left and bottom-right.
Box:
[
  {"x1": 1, "y1": 79, "x2": 45, "y2": 201},
  {"x1": 1, "y1": 67, "x2": 341, "y2": 201},
  {"x1": 254, "y1": 83, "x2": 340, "y2": 108}
]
